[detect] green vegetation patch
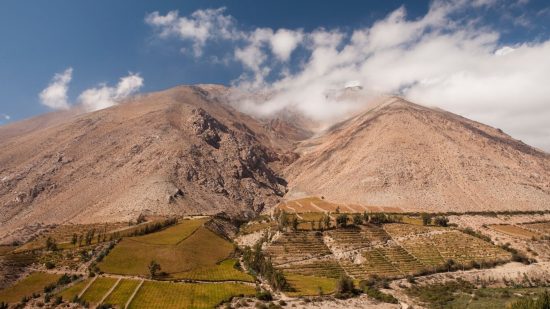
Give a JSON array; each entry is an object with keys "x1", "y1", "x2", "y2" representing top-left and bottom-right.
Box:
[
  {"x1": 171, "y1": 259, "x2": 254, "y2": 282},
  {"x1": 99, "y1": 226, "x2": 235, "y2": 277},
  {"x1": 0, "y1": 272, "x2": 61, "y2": 303},
  {"x1": 127, "y1": 281, "x2": 255, "y2": 309},
  {"x1": 132, "y1": 218, "x2": 207, "y2": 245},
  {"x1": 103, "y1": 279, "x2": 140, "y2": 308},
  {"x1": 285, "y1": 274, "x2": 338, "y2": 297},
  {"x1": 80, "y1": 277, "x2": 118, "y2": 305}
]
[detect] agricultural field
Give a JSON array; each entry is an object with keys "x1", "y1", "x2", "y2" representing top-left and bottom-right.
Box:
[
  {"x1": 128, "y1": 281, "x2": 255, "y2": 309},
  {"x1": 0, "y1": 272, "x2": 60, "y2": 303},
  {"x1": 284, "y1": 274, "x2": 338, "y2": 297},
  {"x1": 277, "y1": 197, "x2": 403, "y2": 214},
  {"x1": 170, "y1": 259, "x2": 254, "y2": 282},
  {"x1": 266, "y1": 222, "x2": 512, "y2": 282},
  {"x1": 265, "y1": 231, "x2": 332, "y2": 265},
  {"x1": 80, "y1": 277, "x2": 119, "y2": 306},
  {"x1": 488, "y1": 224, "x2": 540, "y2": 239},
  {"x1": 104, "y1": 279, "x2": 141, "y2": 308},
  {"x1": 98, "y1": 220, "x2": 235, "y2": 277},
  {"x1": 521, "y1": 221, "x2": 550, "y2": 236},
  {"x1": 58, "y1": 278, "x2": 92, "y2": 301}
]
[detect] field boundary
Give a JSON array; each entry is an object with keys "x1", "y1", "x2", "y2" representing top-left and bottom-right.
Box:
[
  {"x1": 124, "y1": 279, "x2": 144, "y2": 309},
  {"x1": 98, "y1": 277, "x2": 121, "y2": 306},
  {"x1": 78, "y1": 276, "x2": 97, "y2": 298}
]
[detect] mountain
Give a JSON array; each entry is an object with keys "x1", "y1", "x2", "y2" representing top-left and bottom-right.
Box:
[
  {"x1": 1, "y1": 86, "x2": 549, "y2": 243},
  {"x1": 0, "y1": 85, "x2": 294, "y2": 243},
  {"x1": 284, "y1": 97, "x2": 550, "y2": 212}
]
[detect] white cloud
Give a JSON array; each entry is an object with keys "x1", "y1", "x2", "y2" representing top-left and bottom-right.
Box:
[
  {"x1": 39, "y1": 68, "x2": 73, "y2": 110},
  {"x1": 0, "y1": 113, "x2": 10, "y2": 123},
  {"x1": 147, "y1": 2, "x2": 550, "y2": 151},
  {"x1": 270, "y1": 29, "x2": 303, "y2": 61},
  {"x1": 145, "y1": 8, "x2": 240, "y2": 56},
  {"x1": 78, "y1": 73, "x2": 144, "y2": 111}
]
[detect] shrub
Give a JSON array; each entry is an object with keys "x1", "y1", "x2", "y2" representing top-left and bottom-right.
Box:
[
  {"x1": 335, "y1": 275, "x2": 356, "y2": 299},
  {"x1": 44, "y1": 261, "x2": 55, "y2": 269},
  {"x1": 364, "y1": 287, "x2": 398, "y2": 304},
  {"x1": 255, "y1": 290, "x2": 273, "y2": 301},
  {"x1": 434, "y1": 216, "x2": 449, "y2": 227},
  {"x1": 336, "y1": 214, "x2": 349, "y2": 228}
]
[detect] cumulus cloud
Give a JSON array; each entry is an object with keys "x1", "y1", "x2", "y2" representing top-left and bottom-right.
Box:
[
  {"x1": 78, "y1": 73, "x2": 144, "y2": 111},
  {"x1": 39, "y1": 68, "x2": 73, "y2": 110},
  {"x1": 145, "y1": 8, "x2": 240, "y2": 56},
  {"x1": 39, "y1": 70, "x2": 144, "y2": 112},
  {"x1": 147, "y1": 2, "x2": 550, "y2": 150}
]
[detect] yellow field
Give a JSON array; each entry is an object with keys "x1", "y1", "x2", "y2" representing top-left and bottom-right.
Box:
[
  {"x1": 284, "y1": 274, "x2": 338, "y2": 296},
  {"x1": 80, "y1": 277, "x2": 119, "y2": 305},
  {"x1": 104, "y1": 279, "x2": 140, "y2": 308},
  {"x1": 171, "y1": 259, "x2": 254, "y2": 282},
  {"x1": 132, "y1": 218, "x2": 207, "y2": 245},
  {"x1": 58, "y1": 279, "x2": 91, "y2": 300},
  {"x1": 128, "y1": 281, "x2": 255, "y2": 309},
  {"x1": 277, "y1": 197, "x2": 403, "y2": 214},
  {"x1": 0, "y1": 272, "x2": 61, "y2": 303},
  {"x1": 489, "y1": 224, "x2": 540, "y2": 239}
]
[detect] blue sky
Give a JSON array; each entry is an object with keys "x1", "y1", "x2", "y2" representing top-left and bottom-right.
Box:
[{"x1": 0, "y1": 0, "x2": 549, "y2": 149}]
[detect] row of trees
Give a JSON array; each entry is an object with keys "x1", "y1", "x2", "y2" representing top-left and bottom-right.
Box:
[{"x1": 242, "y1": 242, "x2": 289, "y2": 291}]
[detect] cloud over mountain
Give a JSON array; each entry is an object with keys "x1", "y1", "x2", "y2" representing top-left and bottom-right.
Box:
[{"x1": 146, "y1": 0, "x2": 550, "y2": 150}]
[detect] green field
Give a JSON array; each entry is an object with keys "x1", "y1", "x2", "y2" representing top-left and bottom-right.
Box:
[
  {"x1": 80, "y1": 277, "x2": 118, "y2": 305},
  {"x1": 171, "y1": 259, "x2": 254, "y2": 282},
  {"x1": 127, "y1": 281, "x2": 255, "y2": 309},
  {"x1": 0, "y1": 272, "x2": 61, "y2": 303},
  {"x1": 284, "y1": 274, "x2": 338, "y2": 297},
  {"x1": 104, "y1": 279, "x2": 140, "y2": 308}
]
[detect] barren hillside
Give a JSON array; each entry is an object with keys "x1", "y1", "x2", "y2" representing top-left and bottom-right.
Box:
[
  {"x1": 0, "y1": 85, "x2": 294, "y2": 242},
  {"x1": 284, "y1": 97, "x2": 550, "y2": 212}
]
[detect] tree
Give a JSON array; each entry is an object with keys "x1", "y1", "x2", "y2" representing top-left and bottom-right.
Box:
[
  {"x1": 277, "y1": 210, "x2": 289, "y2": 231},
  {"x1": 421, "y1": 213, "x2": 432, "y2": 226},
  {"x1": 353, "y1": 213, "x2": 363, "y2": 226},
  {"x1": 324, "y1": 213, "x2": 331, "y2": 229},
  {"x1": 318, "y1": 217, "x2": 324, "y2": 231},
  {"x1": 434, "y1": 216, "x2": 449, "y2": 227},
  {"x1": 363, "y1": 212, "x2": 369, "y2": 224},
  {"x1": 148, "y1": 260, "x2": 161, "y2": 278},
  {"x1": 335, "y1": 206, "x2": 340, "y2": 214},
  {"x1": 336, "y1": 214, "x2": 349, "y2": 228},
  {"x1": 45, "y1": 237, "x2": 57, "y2": 251},
  {"x1": 336, "y1": 274, "x2": 355, "y2": 297},
  {"x1": 71, "y1": 234, "x2": 77, "y2": 246},
  {"x1": 291, "y1": 217, "x2": 299, "y2": 232}
]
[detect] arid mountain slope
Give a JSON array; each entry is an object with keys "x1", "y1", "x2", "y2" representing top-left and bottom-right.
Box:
[
  {"x1": 0, "y1": 85, "x2": 293, "y2": 242},
  {"x1": 284, "y1": 97, "x2": 550, "y2": 212}
]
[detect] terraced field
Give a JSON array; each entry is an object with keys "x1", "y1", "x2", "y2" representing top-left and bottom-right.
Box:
[
  {"x1": 98, "y1": 219, "x2": 241, "y2": 279},
  {"x1": 266, "y1": 222, "x2": 512, "y2": 281},
  {"x1": 277, "y1": 197, "x2": 403, "y2": 214},
  {"x1": 284, "y1": 274, "x2": 338, "y2": 297},
  {"x1": 489, "y1": 224, "x2": 540, "y2": 239},
  {"x1": 326, "y1": 227, "x2": 370, "y2": 250},
  {"x1": 0, "y1": 272, "x2": 61, "y2": 303},
  {"x1": 431, "y1": 231, "x2": 511, "y2": 264},
  {"x1": 265, "y1": 231, "x2": 332, "y2": 265},
  {"x1": 58, "y1": 278, "x2": 91, "y2": 300},
  {"x1": 521, "y1": 221, "x2": 550, "y2": 236},
  {"x1": 280, "y1": 259, "x2": 345, "y2": 278}
]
